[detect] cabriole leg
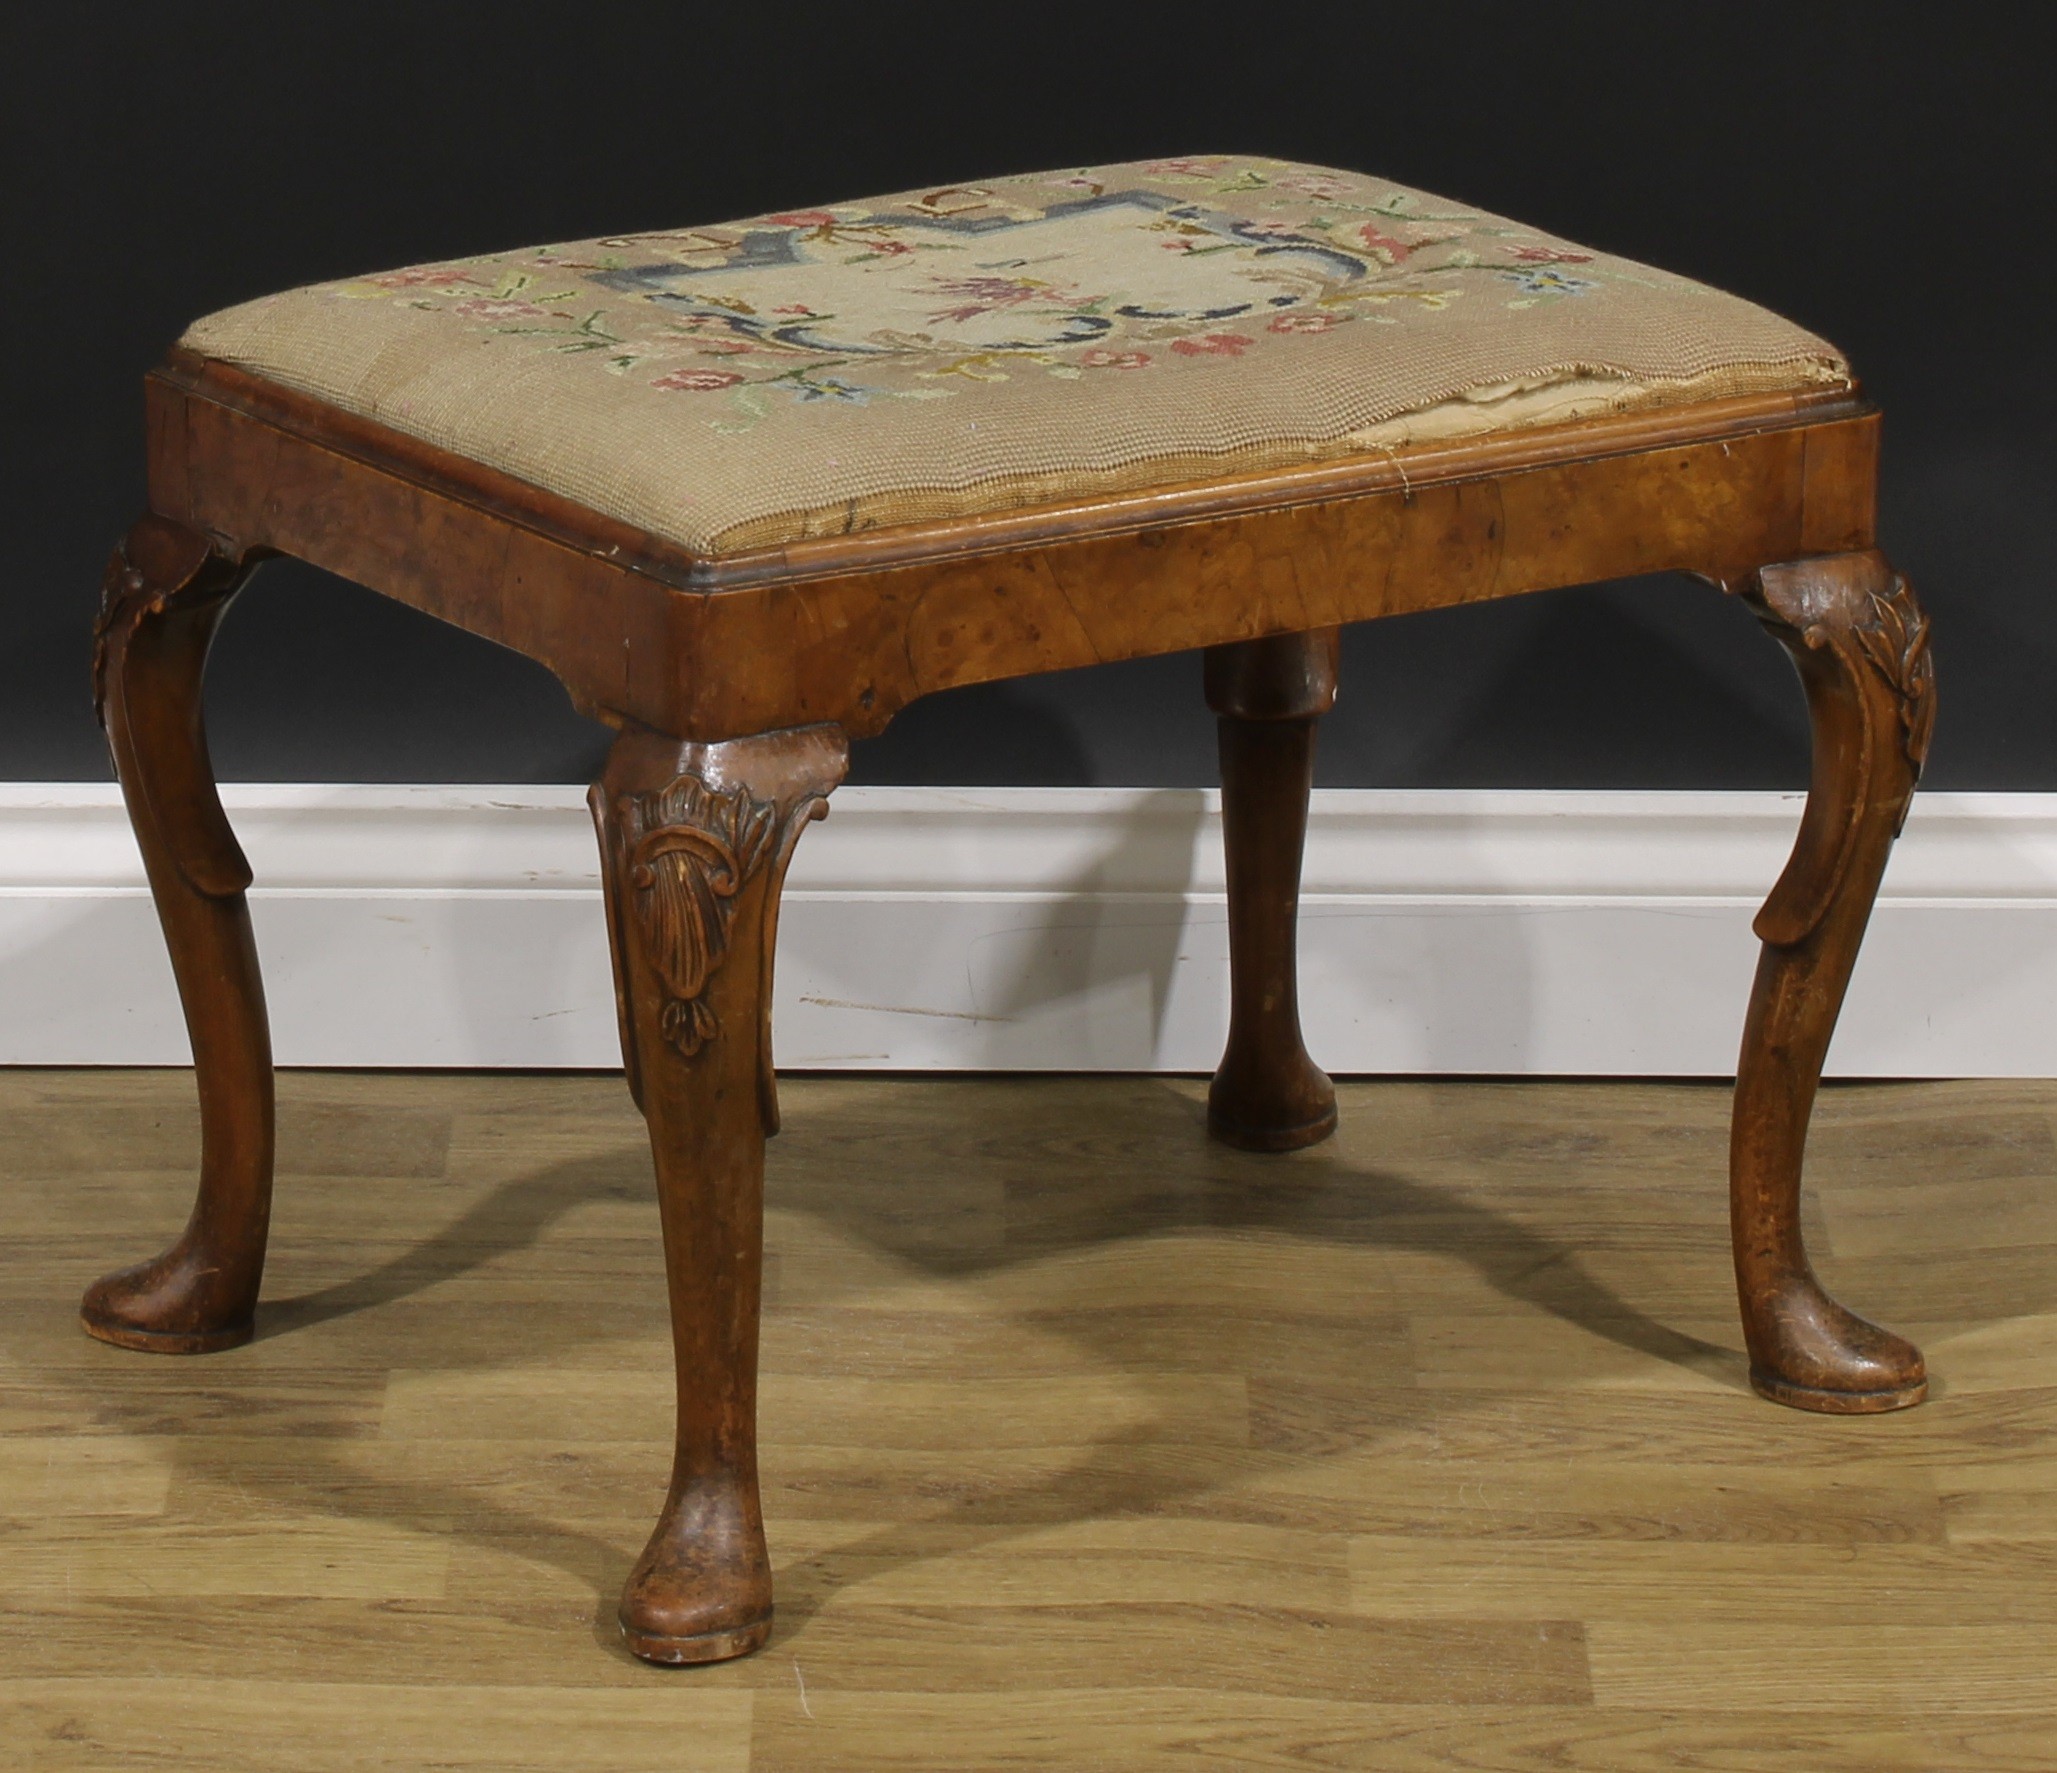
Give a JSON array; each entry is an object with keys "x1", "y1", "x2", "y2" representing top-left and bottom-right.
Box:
[
  {"x1": 1730, "y1": 549, "x2": 1934, "y2": 1412},
  {"x1": 81, "y1": 515, "x2": 273, "y2": 1355},
  {"x1": 1205, "y1": 627, "x2": 1340, "y2": 1152},
  {"x1": 591, "y1": 721, "x2": 847, "y2": 1664}
]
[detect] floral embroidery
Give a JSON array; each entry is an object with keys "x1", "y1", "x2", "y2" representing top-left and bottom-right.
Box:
[
  {"x1": 1171, "y1": 332, "x2": 1254, "y2": 357},
  {"x1": 652, "y1": 368, "x2": 745, "y2": 392},
  {"x1": 1511, "y1": 245, "x2": 1594, "y2": 265},
  {"x1": 296, "y1": 157, "x2": 1728, "y2": 425},
  {"x1": 1278, "y1": 172, "x2": 1356, "y2": 201},
  {"x1": 1356, "y1": 223, "x2": 1419, "y2": 266},
  {"x1": 1503, "y1": 267, "x2": 1598, "y2": 300},
  {"x1": 926, "y1": 274, "x2": 1071, "y2": 324},
  {"x1": 369, "y1": 266, "x2": 478, "y2": 290},
  {"x1": 1143, "y1": 156, "x2": 1231, "y2": 178},
  {"x1": 782, "y1": 373, "x2": 868, "y2": 403},
  {"x1": 454, "y1": 297, "x2": 551, "y2": 321},
  {"x1": 1268, "y1": 311, "x2": 1339, "y2": 334}
]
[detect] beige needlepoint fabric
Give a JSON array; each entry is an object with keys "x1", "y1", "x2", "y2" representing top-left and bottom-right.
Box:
[{"x1": 182, "y1": 155, "x2": 1851, "y2": 557}]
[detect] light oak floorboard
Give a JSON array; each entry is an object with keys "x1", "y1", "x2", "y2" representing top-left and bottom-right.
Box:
[{"x1": 1, "y1": 1071, "x2": 2051, "y2": 1768}]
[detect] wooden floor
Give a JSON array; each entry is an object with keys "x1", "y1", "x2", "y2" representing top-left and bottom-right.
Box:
[{"x1": 0, "y1": 1069, "x2": 2052, "y2": 1770}]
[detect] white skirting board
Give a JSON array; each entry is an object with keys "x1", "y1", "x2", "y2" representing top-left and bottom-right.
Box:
[{"x1": 4, "y1": 784, "x2": 2057, "y2": 1076}]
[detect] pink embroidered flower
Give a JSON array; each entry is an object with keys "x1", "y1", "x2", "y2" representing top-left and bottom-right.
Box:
[
  {"x1": 1280, "y1": 173, "x2": 1355, "y2": 200},
  {"x1": 1171, "y1": 332, "x2": 1253, "y2": 357},
  {"x1": 769, "y1": 210, "x2": 838, "y2": 229},
  {"x1": 1268, "y1": 311, "x2": 1338, "y2": 334},
  {"x1": 651, "y1": 368, "x2": 744, "y2": 392},
  {"x1": 694, "y1": 338, "x2": 754, "y2": 354},
  {"x1": 926, "y1": 274, "x2": 1051, "y2": 324},
  {"x1": 773, "y1": 303, "x2": 815, "y2": 315},
  {"x1": 1080, "y1": 349, "x2": 1151, "y2": 369},
  {"x1": 1145, "y1": 157, "x2": 1228, "y2": 178},
  {"x1": 454, "y1": 297, "x2": 549, "y2": 320},
  {"x1": 1511, "y1": 244, "x2": 1593, "y2": 264},
  {"x1": 371, "y1": 267, "x2": 477, "y2": 289},
  {"x1": 1357, "y1": 223, "x2": 1416, "y2": 266}
]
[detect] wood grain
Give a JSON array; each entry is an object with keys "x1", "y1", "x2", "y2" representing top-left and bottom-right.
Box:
[
  {"x1": 1205, "y1": 628, "x2": 1340, "y2": 1152},
  {"x1": 8, "y1": 1069, "x2": 2054, "y2": 1766},
  {"x1": 144, "y1": 353, "x2": 1875, "y2": 741}
]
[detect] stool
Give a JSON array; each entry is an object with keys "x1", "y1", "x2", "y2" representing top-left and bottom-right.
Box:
[{"x1": 83, "y1": 156, "x2": 1935, "y2": 1665}]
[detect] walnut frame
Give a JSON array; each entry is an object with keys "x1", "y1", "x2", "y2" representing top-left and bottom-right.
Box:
[{"x1": 86, "y1": 346, "x2": 1931, "y2": 1667}]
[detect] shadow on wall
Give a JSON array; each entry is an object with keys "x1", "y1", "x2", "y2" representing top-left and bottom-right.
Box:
[
  {"x1": 953, "y1": 789, "x2": 1212, "y2": 1067},
  {"x1": 845, "y1": 646, "x2": 1219, "y2": 789},
  {"x1": 205, "y1": 560, "x2": 617, "y2": 784},
  {"x1": 1333, "y1": 574, "x2": 1812, "y2": 792},
  {"x1": 800, "y1": 673, "x2": 1218, "y2": 1066}
]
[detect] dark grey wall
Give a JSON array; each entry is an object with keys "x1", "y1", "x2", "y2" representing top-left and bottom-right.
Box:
[{"x1": 7, "y1": 5, "x2": 2051, "y2": 789}]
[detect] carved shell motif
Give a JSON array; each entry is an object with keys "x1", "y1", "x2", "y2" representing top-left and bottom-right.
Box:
[
  {"x1": 618, "y1": 773, "x2": 778, "y2": 1055},
  {"x1": 1855, "y1": 573, "x2": 1936, "y2": 777}
]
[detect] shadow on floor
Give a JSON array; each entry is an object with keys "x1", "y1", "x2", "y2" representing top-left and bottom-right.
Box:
[{"x1": 56, "y1": 1071, "x2": 1770, "y2": 1659}]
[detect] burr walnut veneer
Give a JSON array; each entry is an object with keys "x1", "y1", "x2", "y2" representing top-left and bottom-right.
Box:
[{"x1": 84, "y1": 316, "x2": 1935, "y2": 1664}]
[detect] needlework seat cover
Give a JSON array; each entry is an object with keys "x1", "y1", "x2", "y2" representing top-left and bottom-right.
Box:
[{"x1": 181, "y1": 155, "x2": 1850, "y2": 558}]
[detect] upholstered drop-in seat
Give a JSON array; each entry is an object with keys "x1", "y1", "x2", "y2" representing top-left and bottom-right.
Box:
[{"x1": 183, "y1": 154, "x2": 1848, "y2": 557}]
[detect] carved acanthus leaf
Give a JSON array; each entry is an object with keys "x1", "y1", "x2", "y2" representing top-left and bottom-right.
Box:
[
  {"x1": 617, "y1": 772, "x2": 779, "y2": 1056},
  {"x1": 93, "y1": 564, "x2": 153, "y2": 719},
  {"x1": 1742, "y1": 553, "x2": 1937, "y2": 946},
  {"x1": 90, "y1": 519, "x2": 239, "y2": 729},
  {"x1": 1852, "y1": 572, "x2": 1936, "y2": 778}
]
